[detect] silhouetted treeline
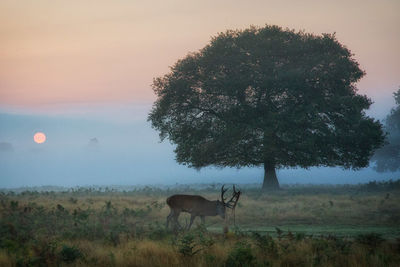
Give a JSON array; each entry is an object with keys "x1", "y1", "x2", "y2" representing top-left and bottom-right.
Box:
[{"x1": 1, "y1": 180, "x2": 399, "y2": 197}]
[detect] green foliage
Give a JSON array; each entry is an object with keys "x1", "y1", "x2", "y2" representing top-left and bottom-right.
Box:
[
  {"x1": 0, "y1": 185, "x2": 399, "y2": 266},
  {"x1": 176, "y1": 226, "x2": 215, "y2": 257},
  {"x1": 232, "y1": 225, "x2": 246, "y2": 238},
  {"x1": 356, "y1": 233, "x2": 385, "y2": 252},
  {"x1": 148, "y1": 222, "x2": 170, "y2": 241},
  {"x1": 311, "y1": 238, "x2": 333, "y2": 265},
  {"x1": 177, "y1": 233, "x2": 201, "y2": 257},
  {"x1": 295, "y1": 232, "x2": 306, "y2": 241},
  {"x1": 195, "y1": 226, "x2": 215, "y2": 249},
  {"x1": 148, "y1": 24, "x2": 384, "y2": 188},
  {"x1": 332, "y1": 237, "x2": 352, "y2": 255},
  {"x1": 373, "y1": 87, "x2": 400, "y2": 172},
  {"x1": 226, "y1": 241, "x2": 255, "y2": 267},
  {"x1": 251, "y1": 232, "x2": 278, "y2": 258},
  {"x1": 122, "y1": 207, "x2": 151, "y2": 218},
  {"x1": 69, "y1": 197, "x2": 78, "y2": 204},
  {"x1": 107, "y1": 231, "x2": 121, "y2": 246},
  {"x1": 275, "y1": 227, "x2": 283, "y2": 239},
  {"x1": 10, "y1": 200, "x2": 18, "y2": 210},
  {"x1": 204, "y1": 253, "x2": 216, "y2": 265},
  {"x1": 59, "y1": 245, "x2": 83, "y2": 263}
]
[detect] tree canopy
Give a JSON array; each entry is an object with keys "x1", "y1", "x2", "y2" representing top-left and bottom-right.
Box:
[
  {"x1": 148, "y1": 25, "x2": 385, "y2": 190},
  {"x1": 372, "y1": 87, "x2": 400, "y2": 172}
]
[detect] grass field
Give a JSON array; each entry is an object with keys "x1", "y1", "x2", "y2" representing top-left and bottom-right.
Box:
[{"x1": 0, "y1": 181, "x2": 399, "y2": 266}]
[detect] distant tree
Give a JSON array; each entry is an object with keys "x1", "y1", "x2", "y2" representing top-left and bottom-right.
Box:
[
  {"x1": 372, "y1": 87, "x2": 400, "y2": 172},
  {"x1": 148, "y1": 25, "x2": 385, "y2": 190}
]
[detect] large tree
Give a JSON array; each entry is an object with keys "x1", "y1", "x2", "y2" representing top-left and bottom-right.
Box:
[
  {"x1": 148, "y1": 25, "x2": 384, "y2": 190},
  {"x1": 372, "y1": 88, "x2": 400, "y2": 172}
]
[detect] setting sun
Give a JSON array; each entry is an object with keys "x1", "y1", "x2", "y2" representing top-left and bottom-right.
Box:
[{"x1": 33, "y1": 132, "x2": 46, "y2": 144}]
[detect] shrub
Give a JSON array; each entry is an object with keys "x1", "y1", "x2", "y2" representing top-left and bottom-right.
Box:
[
  {"x1": 333, "y1": 237, "x2": 352, "y2": 255},
  {"x1": 69, "y1": 197, "x2": 78, "y2": 204},
  {"x1": 204, "y1": 253, "x2": 216, "y2": 265},
  {"x1": 177, "y1": 233, "x2": 201, "y2": 257},
  {"x1": 295, "y1": 232, "x2": 306, "y2": 241},
  {"x1": 59, "y1": 245, "x2": 83, "y2": 263},
  {"x1": 232, "y1": 226, "x2": 246, "y2": 238},
  {"x1": 275, "y1": 227, "x2": 284, "y2": 239},
  {"x1": 311, "y1": 238, "x2": 332, "y2": 265},
  {"x1": 30, "y1": 239, "x2": 58, "y2": 266},
  {"x1": 356, "y1": 233, "x2": 385, "y2": 252},
  {"x1": 107, "y1": 231, "x2": 121, "y2": 246},
  {"x1": 251, "y1": 232, "x2": 278, "y2": 256},
  {"x1": 10, "y1": 201, "x2": 18, "y2": 210},
  {"x1": 175, "y1": 226, "x2": 215, "y2": 257},
  {"x1": 226, "y1": 241, "x2": 255, "y2": 267},
  {"x1": 148, "y1": 223, "x2": 170, "y2": 241}
]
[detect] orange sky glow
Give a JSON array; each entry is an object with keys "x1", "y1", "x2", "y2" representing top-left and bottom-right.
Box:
[{"x1": 0, "y1": 0, "x2": 399, "y2": 113}]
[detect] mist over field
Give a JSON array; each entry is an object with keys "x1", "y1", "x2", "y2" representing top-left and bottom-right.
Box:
[
  {"x1": 1, "y1": 105, "x2": 398, "y2": 188},
  {"x1": 1, "y1": 1, "x2": 400, "y2": 266},
  {"x1": 1, "y1": 0, "x2": 399, "y2": 189}
]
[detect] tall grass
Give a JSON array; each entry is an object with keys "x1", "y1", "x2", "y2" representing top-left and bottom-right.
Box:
[{"x1": 0, "y1": 181, "x2": 399, "y2": 266}]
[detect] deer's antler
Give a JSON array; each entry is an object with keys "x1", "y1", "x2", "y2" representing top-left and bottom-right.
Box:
[
  {"x1": 224, "y1": 185, "x2": 241, "y2": 209},
  {"x1": 221, "y1": 184, "x2": 229, "y2": 205}
]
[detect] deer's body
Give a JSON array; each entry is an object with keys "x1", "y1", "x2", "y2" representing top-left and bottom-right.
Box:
[
  {"x1": 166, "y1": 186, "x2": 241, "y2": 230},
  {"x1": 166, "y1": 194, "x2": 225, "y2": 229}
]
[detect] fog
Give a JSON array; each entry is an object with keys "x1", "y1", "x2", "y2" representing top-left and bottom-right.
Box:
[{"x1": 0, "y1": 106, "x2": 398, "y2": 188}]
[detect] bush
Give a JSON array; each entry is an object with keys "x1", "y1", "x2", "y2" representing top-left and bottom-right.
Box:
[
  {"x1": 107, "y1": 231, "x2": 121, "y2": 246},
  {"x1": 251, "y1": 232, "x2": 278, "y2": 257},
  {"x1": 295, "y1": 232, "x2": 306, "y2": 241},
  {"x1": 177, "y1": 233, "x2": 201, "y2": 257},
  {"x1": 69, "y1": 197, "x2": 78, "y2": 204},
  {"x1": 204, "y1": 253, "x2": 216, "y2": 265},
  {"x1": 175, "y1": 226, "x2": 215, "y2": 257},
  {"x1": 148, "y1": 223, "x2": 170, "y2": 241},
  {"x1": 10, "y1": 201, "x2": 18, "y2": 210},
  {"x1": 193, "y1": 224, "x2": 214, "y2": 250},
  {"x1": 59, "y1": 245, "x2": 83, "y2": 263},
  {"x1": 356, "y1": 233, "x2": 385, "y2": 252},
  {"x1": 232, "y1": 226, "x2": 246, "y2": 238},
  {"x1": 226, "y1": 241, "x2": 255, "y2": 267},
  {"x1": 30, "y1": 239, "x2": 58, "y2": 266}
]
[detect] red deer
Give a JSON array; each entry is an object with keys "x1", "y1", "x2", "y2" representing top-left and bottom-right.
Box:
[{"x1": 166, "y1": 185, "x2": 241, "y2": 230}]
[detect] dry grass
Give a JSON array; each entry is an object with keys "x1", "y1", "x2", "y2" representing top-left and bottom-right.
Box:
[
  {"x1": 0, "y1": 183, "x2": 399, "y2": 266},
  {"x1": 4, "y1": 188, "x2": 399, "y2": 228}
]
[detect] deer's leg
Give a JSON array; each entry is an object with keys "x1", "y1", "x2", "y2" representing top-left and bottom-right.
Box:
[
  {"x1": 200, "y1": 215, "x2": 205, "y2": 225},
  {"x1": 166, "y1": 209, "x2": 174, "y2": 229},
  {"x1": 173, "y1": 211, "x2": 181, "y2": 230},
  {"x1": 188, "y1": 214, "x2": 196, "y2": 230}
]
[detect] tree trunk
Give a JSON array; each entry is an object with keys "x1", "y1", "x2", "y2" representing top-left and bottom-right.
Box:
[{"x1": 262, "y1": 162, "x2": 280, "y2": 191}]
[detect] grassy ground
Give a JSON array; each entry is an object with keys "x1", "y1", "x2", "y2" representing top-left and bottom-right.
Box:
[
  {"x1": 207, "y1": 225, "x2": 400, "y2": 239},
  {"x1": 0, "y1": 181, "x2": 399, "y2": 266}
]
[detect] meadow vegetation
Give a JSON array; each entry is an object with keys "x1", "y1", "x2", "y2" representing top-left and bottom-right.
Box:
[{"x1": 0, "y1": 180, "x2": 399, "y2": 266}]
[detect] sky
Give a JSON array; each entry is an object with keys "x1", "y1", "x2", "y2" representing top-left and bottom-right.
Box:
[{"x1": 0, "y1": 0, "x2": 399, "y2": 187}]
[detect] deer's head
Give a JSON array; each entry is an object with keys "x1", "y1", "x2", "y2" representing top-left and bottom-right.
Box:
[
  {"x1": 219, "y1": 185, "x2": 241, "y2": 219},
  {"x1": 215, "y1": 200, "x2": 226, "y2": 219}
]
